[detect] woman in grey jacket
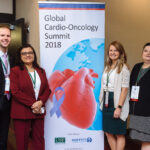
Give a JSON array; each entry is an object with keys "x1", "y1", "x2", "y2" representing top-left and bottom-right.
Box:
[{"x1": 99, "y1": 41, "x2": 130, "y2": 150}]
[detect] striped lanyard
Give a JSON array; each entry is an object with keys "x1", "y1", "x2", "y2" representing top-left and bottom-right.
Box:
[
  {"x1": 28, "y1": 71, "x2": 36, "y2": 89},
  {"x1": 106, "y1": 69, "x2": 114, "y2": 90},
  {"x1": 0, "y1": 56, "x2": 9, "y2": 76}
]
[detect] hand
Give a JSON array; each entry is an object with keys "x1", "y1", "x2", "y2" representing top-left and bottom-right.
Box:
[
  {"x1": 31, "y1": 100, "x2": 43, "y2": 110},
  {"x1": 32, "y1": 107, "x2": 45, "y2": 114},
  {"x1": 32, "y1": 108, "x2": 41, "y2": 114},
  {"x1": 113, "y1": 108, "x2": 121, "y2": 118}
]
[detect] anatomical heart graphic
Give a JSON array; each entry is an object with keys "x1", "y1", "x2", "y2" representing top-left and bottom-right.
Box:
[{"x1": 49, "y1": 67, "x2": 98, "y2": 129}]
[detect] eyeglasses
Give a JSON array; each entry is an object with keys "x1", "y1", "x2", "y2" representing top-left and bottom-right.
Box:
[{"x1": 21, "y1": 51, "x2": 34, "y2": 56}]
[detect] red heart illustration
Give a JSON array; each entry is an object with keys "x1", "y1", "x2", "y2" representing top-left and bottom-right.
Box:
[{"x1": 49, "y1": 68, "x2": 98, "y2": 129}]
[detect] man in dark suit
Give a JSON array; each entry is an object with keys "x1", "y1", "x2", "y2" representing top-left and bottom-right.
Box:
[{"x1": 0, "y1": 25, "x2": 12, "y2": 150}]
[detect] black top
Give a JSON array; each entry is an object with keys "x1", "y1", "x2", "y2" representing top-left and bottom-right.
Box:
[{"x1": 130, "y1": 62, "x2": 150, "y2": 116}]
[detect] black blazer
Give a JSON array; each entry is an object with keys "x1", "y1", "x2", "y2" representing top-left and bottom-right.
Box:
[
  {"x1": 130, "y1": 62, "x2": 150, "y2": 116},
  {"x1": 0, "y1": 60, "x2": 5, "y2": 95},
  {"x1": 0, "y1": 55, "x2": 14, "y2": 111}
]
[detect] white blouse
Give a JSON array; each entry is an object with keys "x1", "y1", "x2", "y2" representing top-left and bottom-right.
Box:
[
  {"x1": 103, "y1": 68, "x2": 117, "y2": 92},
  {"x1": 29, "y1": 70, "x2": 41, "y2": 100}
]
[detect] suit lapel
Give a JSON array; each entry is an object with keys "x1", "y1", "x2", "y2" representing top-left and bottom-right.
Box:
[
  {"x1": 35, "y1": 68, "x2": 43, "y2": 97},
  {"x1": 23, "y1": 68, "x2": 36, "y2": 98},
  {"x1": 0, "y1": 60, "x2": 5, "y2": 77},
  {"x1": 0, "y1": 61, "x2": 5, "y2": 94}
]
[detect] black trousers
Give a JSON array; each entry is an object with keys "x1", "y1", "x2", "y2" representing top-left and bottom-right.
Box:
[{"x1": 0, "y1": 96, "x2": 10, "y2": 150}]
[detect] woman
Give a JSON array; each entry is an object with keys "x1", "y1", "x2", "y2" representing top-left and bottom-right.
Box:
[
  {"x1": 99, "y1": 41, "x2": 130, "y2": 150},
  {"x1": 129, "y1": 43, "x2": 150, "y2": 150},
  {"x1": 10, "y1": 44, "x2": 50, "y2": 150}
]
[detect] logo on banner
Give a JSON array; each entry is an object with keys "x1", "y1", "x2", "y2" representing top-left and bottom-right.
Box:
[
  {"x1": 72, "y1": 137, "x2": 92, "y2": 143},
  {"x1": 55, "y1": 137, "x2": 66, "y2": 144}
]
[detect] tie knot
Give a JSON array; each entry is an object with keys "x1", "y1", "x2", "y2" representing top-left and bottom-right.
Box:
[{"x1": 3, "y1": 53, "x2": 7, "y2": 59}]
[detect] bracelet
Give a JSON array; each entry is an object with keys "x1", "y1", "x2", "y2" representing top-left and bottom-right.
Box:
[{"x1": 118, "y1": 105, "x2": 122, "y2": 109}]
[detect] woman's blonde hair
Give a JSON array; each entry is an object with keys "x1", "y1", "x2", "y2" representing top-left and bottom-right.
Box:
[{"x1": 105, "y1": 41, "x2": 129, "y2": 73}]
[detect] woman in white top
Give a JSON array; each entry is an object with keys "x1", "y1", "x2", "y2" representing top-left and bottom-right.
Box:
[{"x1": 99, "y1": 41, "x2": 130, "y2": 150}]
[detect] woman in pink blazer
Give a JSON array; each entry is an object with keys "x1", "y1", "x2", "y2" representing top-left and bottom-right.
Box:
[{"x1": 10, "y1": 44, "x2": 50, "y2": 150}]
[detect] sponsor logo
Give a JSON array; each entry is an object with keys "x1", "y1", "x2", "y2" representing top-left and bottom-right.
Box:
[
  {"x1": 55, "y1": 137, "x2": 66, "y2": 144},
  {"x1": 72, "y1": 137, "x2": 92, "y2": 143}
]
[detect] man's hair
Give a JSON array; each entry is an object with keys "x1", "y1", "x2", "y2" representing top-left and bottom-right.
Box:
[{"x1": 0, "y1": 24, "x2": 11, "y2": 31}]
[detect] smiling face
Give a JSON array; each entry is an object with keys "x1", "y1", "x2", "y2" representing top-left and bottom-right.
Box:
[
  {"x1": 142, "y1": 46, "x2": 150, "y2": 63},
  {"x1": 0, "y1": 27, "x2": 11, "y2": 52},
  {"x1": 108, "y1": 45, "x2": 120, "y2": 62},
  {"x1": 20, "y1": 47, "x2": 35, "y2": 65}
]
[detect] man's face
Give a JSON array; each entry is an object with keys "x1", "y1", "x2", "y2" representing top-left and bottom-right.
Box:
[{"x1": 0, "y1": 27, "x2": 11, "y2": 50}]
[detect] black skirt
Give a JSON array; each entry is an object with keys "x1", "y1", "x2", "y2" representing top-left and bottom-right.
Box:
[{"x1": 102, "y1": 92, "x2": 127, "y2": 135}]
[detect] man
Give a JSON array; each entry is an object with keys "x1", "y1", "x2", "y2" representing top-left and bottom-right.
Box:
[{"x1": 0, "y1": 25, "x2": 13, "y2": 150}]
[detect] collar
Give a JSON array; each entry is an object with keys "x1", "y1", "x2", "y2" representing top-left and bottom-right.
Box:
[{"x1": 0, "y1": 50, "x2": 8, "y2": 58}]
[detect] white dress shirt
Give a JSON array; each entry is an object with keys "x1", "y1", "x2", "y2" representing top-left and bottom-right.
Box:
[{"x1": 0, "y1": 50, "x2": 10, "y2": 76}]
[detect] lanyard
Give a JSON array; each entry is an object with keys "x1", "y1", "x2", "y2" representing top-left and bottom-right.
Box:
[
  {"x1": 136, "y1": 66, "x2": 150, "y2": 85},
  {"x1": 0, "y1": 57, "x2": 9, "y2": 75},
  {"x1": 106, "y1": 69, "x2": 114, "y2": 88},
  {"x1": 28, "y1": 71, "x2": 36, "y2": 88}
]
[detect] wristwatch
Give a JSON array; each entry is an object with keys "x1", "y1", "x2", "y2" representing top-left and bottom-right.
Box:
[{"x1": 118, "y1": 105, "x2": 122, "y2": 109}]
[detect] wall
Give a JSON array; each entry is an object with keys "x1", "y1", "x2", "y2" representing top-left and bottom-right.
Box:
[
  {"x1": 16, "y1": 0, "x2": 45, "y2": 62},
  {"x1": 16, "y1": 0, "x2": 150, "y2": 68},
  {"x1": 0, "y1": 0, "x2": 13, "y2": 14},
  {"x1": 105, "y1": 0, "x2": 150, "y2": 68}
]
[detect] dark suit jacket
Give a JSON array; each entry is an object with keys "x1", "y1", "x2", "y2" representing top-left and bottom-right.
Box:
[
  {"x1": 0, "y1": 55, "x2": 14, "y2": 111},
  {"x1": 0, "y1": 61, "x2": 5, "y2": 96},
  {"x1": 10, "y1": 66, "x2": 50, "y2": 119}
]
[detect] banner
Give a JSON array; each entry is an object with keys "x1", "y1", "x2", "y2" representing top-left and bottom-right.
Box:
[{"x1": 39, "y1": 2, "x2": 105, "y2": 150}]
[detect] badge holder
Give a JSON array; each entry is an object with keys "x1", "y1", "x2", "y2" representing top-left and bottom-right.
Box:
[
  {"x1": 105, "y1": 91, "x2": 109, "y2": 107},
  {"x1": 5, "y1": 76, "x2": 10, "y2": 94},
  {"x1": 130, "y1": 85, "x2": 140, "y2": 102}
]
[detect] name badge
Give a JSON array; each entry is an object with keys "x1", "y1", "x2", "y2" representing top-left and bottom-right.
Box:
[
  {"x1": 105, "y1": 91, "x2": 109, "y2": 107},
  {"x1": 130, "y1": 86, "x2": 140, "y2": 101},
  {"x1": 5, "y1": 77, "x2": 10, "y2": 93}
]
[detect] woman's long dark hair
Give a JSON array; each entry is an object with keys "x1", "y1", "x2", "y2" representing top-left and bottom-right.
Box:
[{"x1": 16, "y1": 44, "x2": 42, "y2": 70}]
